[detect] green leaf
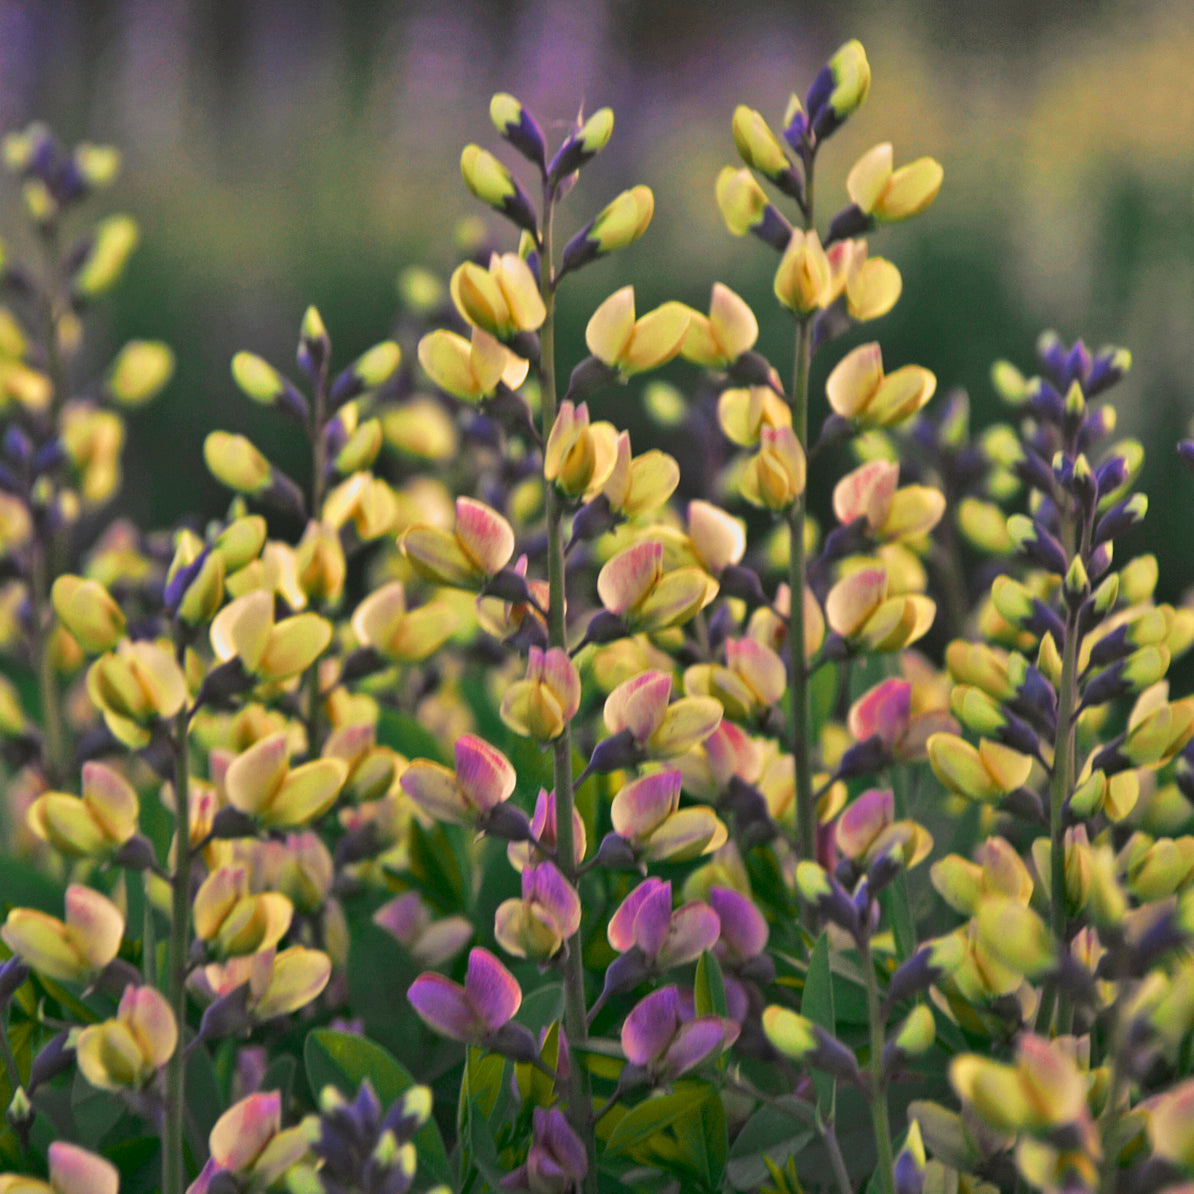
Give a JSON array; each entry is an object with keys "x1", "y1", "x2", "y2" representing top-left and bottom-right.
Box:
[
  {"x1": 693, "y1": 951, "x2": 728, "y2": 1019},
  {"x1": 802, "y1": 932, "x2": 835, "y2": 1117},
  {"x1": 376, "y1": 707, "x2": 450, "y2": 765},
  {"x1": 671, "y1": 1083, "x2": 728, "y2": 1188},
  {"x1": 458, "y1": 1045, "x2": 509, "y2": 1193},
  {"x1": 304, "y1": 1028, "x2": 451, "y2": 1188},
  {"x1": 604, "y1": 1081, "x2": 714, "y2": 1159},
  {"x1": 404, "y1": 820, "x2": 467, "y2": 913},
  {"x1": 727, "y1": 1103, "x2": 814, "y2": 1191}
]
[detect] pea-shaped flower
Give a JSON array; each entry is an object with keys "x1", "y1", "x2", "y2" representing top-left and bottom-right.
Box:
[
  {"x1": 717, "y1": 384, "x2": 791, "y2": 448},
  {"x1": 223, "y1": 732, "x2": 347, "y2": 829},
  {"x1": 50, "y1": 574, "x2": 125, "y2": 652},
  {"x1": 773, "y1": 229, "x2": 832, "y2": 314},
  {"x1": 621, "y1": 985, "x2": 738, "y2": 1084},
  {"x1": 493, "y1": 861, "x2": 581, "y2": 960},
  {"x1": 500, "y1": 647, "x2": 582, "y2": 741},
  {"x1": 450, "y1": 251, "x2": 545, "y2": 340},
  {"x1": 835, "y1": 788, "x2": 933, "y2": 873},
  {"x1": 825, "y1": 239, "x2": 902, "y2": 321},
  {"x1": 833, "y1": 460, "x2": 946, "y2": 542},
  {"x1": 192, "y1": 865, "x2": 293, "y2": 957},
  {"x1": 401, "y1": 496, "x2": 515, "y2": 590},
  {"x1": 186, "y1": 1090, "x2": 309, "y2": 1194},
  {"x1": 847, "y1": 678, "x2": 955, "y2": 761},
  {"x1": 76, "y1": 982, "x2": 177, "y2": 1091},
  {"x1": 351, "y1": 580, "x2": 457, "y2": 663},
  {"x1": 599, "y1": 432, "x2": 680, "y2": 519},
  {"x1": 604, "y1": 669, "x2": 723, "y2": 759},
  {"x1": 684, "y1": 636, "x2": 787, "y2": 724},
  {"x1": 0, "y1": 1142, "x2": 119, "y2": 1194},
  {"x1": 400, "y1": 733, "x2": 516, "y2": 828},
  {"x1": 191, "y1": 944, "x2": 332, "y2": 1023},
  {"x1": 926, "y1": 733, "x2": 1033, "y2": 803},
  {"x1": 1, "y1": 884, "x2": 123, "y2": 985},
  {"x1": 715, "y1": 166, "x2": 791, "y2": 247},
  {"x1": 585, "y1": 286, "x2": 691, "y2": 377},
  {"x1": 740, "y1": 424, "x2": 807, "y2": 510},
  {"x1": 417, "y1": 323, "x2": 529, "y2": 403},
  {"x1": 210, "y1": 588, "x2": 332, "y2": 685},
  {"x1": 372, "y1": 891, "x2": 472, "y2": 968},
  {"x1": 681, "y1": 282, "x2": 758, "y2": 369},
  {"x1": 847, "y1": 142, "x2": 943, "y2": 223},
  {"x1": 507, "y1": 788, "x2": 587, "y2": 872},
  {"x1": 607, "y1": 877, "x2": 720, "y2": 971},
  {"x1": 597, "y1": 540, "x2": 717, "y2": 633},
  {"x1": 26, "y1": 761, "x2": 139, "y2": 859},
  {"x1": 86, "y1": 638, "x2": 189, "y2": 747},
  {"x1": 825, "y1": 566, "x2": 935, "y2": 652},
  {"x1": 826, "y1": 342, "x2": 937, "y2": 428},
  {"x1": 407, "y1": 946, "x2": 521, "y2": 1045},
  {"x1": 611, "y1": 769, "x2": 728, "y2": 863},
  {"x1": 504, "y1": 1106, "x2": 589, "y2": 1194},
  {"x1": 544, "y1": 400, "x2": 618, "y2": 497}
]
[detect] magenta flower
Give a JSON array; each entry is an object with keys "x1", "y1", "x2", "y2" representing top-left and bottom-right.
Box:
[
  {"x1": 708, "y1": 886, "x2": 769, "y2": 966},
  {"x1": 407, "y1": 947, "x2": 520, "y2": 1045},
  {"x1": 501, "y1": 1106, "x2": 589, "y2": 1193},
  {"x1": 621, "y1": 985, "x2": 739, "y2": 1083},
  {"x1": 494, "y1": 861, "x2": 582, "y2": 960},
  {"x1": 607, "y1": 878, "x2": 720, "y2": 971},
  {"x1": 399, "y1": 734, "x2": 516, "y2": 827}
]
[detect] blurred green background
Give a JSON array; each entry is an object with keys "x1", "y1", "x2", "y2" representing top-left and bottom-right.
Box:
[{"x1": 3, "y1": 0, "x2": 1193, "y2": 595}]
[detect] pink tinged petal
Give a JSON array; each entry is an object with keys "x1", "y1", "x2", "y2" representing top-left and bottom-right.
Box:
[
  {"x1": 608, "y1": 878, "x2": 667, "y2": 952},
  {"x1": 454, "y1": 734, "x2": 517, "y2": 812},
  {"x1": 541, "y1": 647, "x2": 582, "y2": 720},
  {"x1": 48, "y1": 1143, "x2": 120, "y2": 1194},
  {"x1": 704, "y1": 722, "x2": 763, "y2": 787},
  {"x1": 1, "y1": 907, "x2": 86, "y2": 983},
  {"x1": 373, "y1": 892, "x2": 427, "y2": 947},
  {"x1": 65, "y1": 884, "x2": 124, "y2": 972},
  {"x1": 401, "y1": 525, "x2": 482, "y2": 587},
  {"x1": 210, "y1": 589, "x2": 273, "y2": 668},
  {"x1": 604, "y1": 670, "x2": 672, "y2": 741},
  {"x1": 656, "y1": 902, "x2": 722, "y2": 970},
  {"x1": 455, "y1": 497, "x2": 515, "y2": 576},
  {"x1": 209, "y1": 1090, "x2": 281, "y2": 1171},
  {"x1": 610, "y1": 769, "x2": 682, "y2": 841},
  {"x1": 411, "y1": 917, "x2": 473, "y2": 969},
  {"x1": 186, "y1": 1158, "x2": 220, "y2": 1194},
  {"x1": 408, "y1": 972, "x2": 480, "y2": 1042},
  {"x1": 726, "y1": 637, "x2": 787, "y2": 705},
  {"x1": 826, "y1": 342, "x2": 883, "y2": 418},
  {"x1": 833, "y1": 460, "x2": 898, "y2": 528},
  {"x1": 636, "y1": 566, "x2": 717, "y2": 630},
  {"x1": 80, "y1": 761, "x2": 139, "y2": 841},
  {"x1": 825, "y1": 567, "x2": 887, "y2": 637},
  {"x1": 531, "y1": 1106, "x2": 588, "y2": 1186},
  {"x1": 597, "y1": 540, "x2": 664, "y2": 616},
  {"x1": 224, "y1": 733, "x2": 290, "y2": 818},
  {"x1": 119, "y1": 983, "x2": 178, "y2": 1067},
  {"x1": 464, "y1": 947, "x2": 521, "y2": 1031},
  {"x1": 837, "y1": 789, "x2": 894, "y2": 860},
  {"x1": 622, "y1": 985, "x2": 682, "y2": 1065},
  {"x1": 524, "y1": 863, "x2": 582, "y2": 937},
  {"x1": 27, "y1": 793, "x2": 110, "y2": 857},
  {"x1": 660, "y1": 1016, "x2": 738, "y2": 1081},
  {"x1": 848, "y1": 679, "x2": 912, "y2": 746},
  {"x1": 400, "y1": 760, "x2": 471, "y2": 824},
  {"x1": 630, "y1": 881, "x2": 675, "y2": 959},
  {"x1": 709, "y1": 887, "x2": 769, "y2": 961}
]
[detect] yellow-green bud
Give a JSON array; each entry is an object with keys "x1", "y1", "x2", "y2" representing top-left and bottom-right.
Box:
[
  {"x1": 826, "y1": 40, "x2": 871, "y2": 119},
  {"x1": 73, "y1": 214, "x2": 139, "y2": 298},
  {"x1": 232, "y1": 351, "x2": 285, "y2": 404},
  {"x1": 204, "y1": 431, "x2": 271, "y2": 494},
  {"x1": 74, "y1": 143, "x2": 121, "y2": 188},
  {"x1": 51, "y1": 575, "x2": 125, "y2": 653},
  {"x1": 106, "y1": 340, "x2": 175, "y2": 407}
]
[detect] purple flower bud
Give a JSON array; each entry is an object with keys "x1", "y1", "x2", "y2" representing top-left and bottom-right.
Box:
[
  {"x1": 826, "y1": 203, "x2": 872, "y2": 244},
  {"x1": 1026, "y1": 377, "x2": 1063, "y2": 423},
  {"x1": 29, "y1": 1031, "x2": 75, "y2": 1093},
  {"x1": 1094, "y1": 494, "x2": 1147, "y2": 546},
  {"x1": 0, "y1": 956, "x2": 30, "y2": 1005},
  {"x1": 196, "y1": 982, "x2": 253, "y2": 1044},
  {"x1": 586, "y1": 726, "x2": 645, "y2": 774},
  {"x1": 1179, "y1": 440, "x2": 1194, "y2": 472}
]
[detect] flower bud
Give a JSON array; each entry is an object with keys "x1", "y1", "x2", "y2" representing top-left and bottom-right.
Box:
[
  {"x1": 72, "y1": 213, "x2": 138, "y2": 298},
  {"x1": 460, "y1": 144, "x2": 537, "y2": 235},
  {"x1": 105, "y1": 340, "x2": 174, "y2": 407}
]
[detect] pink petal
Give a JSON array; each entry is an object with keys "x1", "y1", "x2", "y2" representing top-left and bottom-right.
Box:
[
  {"x1": 709, "y1": 887, "x2": 769, "y2": 961},
  {"x1": 610, "y1": 769, "x2": 682, "y2": 841},
  {"x1": 464, "y1": 946, "x2": 521, "y2": 1031},
  {"x1": 596, "y1": 540, "x2": 662, "y2": 615},
  {"x1": 656, "y1": 902, "x2": 722, "y2": 970},
  {"x1": 407, "y1": 972, "x2": 480, "y2": 1042},
  {"x1": 608, "y1": 878, "x2": 666, "y2": 953},
  {"x1": 454, "y1": 734, "x2": 516, "y2": 812},
  {"x1": 848, "y1": 679, "x2": 912, "y2": 746},
  {"x1": 622, "y1": 985, "x2": 681, "y2": 1065},
  {"x1": 604, "y1": 670, "x2": 672, "y2": 741},
  {"x1": 631, "y1": 881, "x2": 675, "y2": 959},
  {"x1": 661, "y1": 1016, "x2": 738, "y2": 1080},
  {"x1": 455, "y1": 497, "x2": 515, "y2": 576}
]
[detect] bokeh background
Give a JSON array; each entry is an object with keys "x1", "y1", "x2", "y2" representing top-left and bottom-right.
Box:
[{"x1": 3, "y1": 0, "x2": 1193, "y2": 593}]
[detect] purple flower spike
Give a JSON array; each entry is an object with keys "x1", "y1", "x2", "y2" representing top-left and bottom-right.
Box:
[
  {"x1": 709, "y1": 887, "x2": 769, "y2": 964},
  {"x1": 407, "y1": 947, "x2": 520, "y2": 1044},
  {"x1": 608, "y1": 878, "x2": 668, "y2": 953}
]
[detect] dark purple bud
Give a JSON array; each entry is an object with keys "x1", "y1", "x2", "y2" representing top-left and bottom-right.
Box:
[
  {"x1": 194, "y1": 657, "x2": 254, "y2": 710},
  {"x1": 1015, "y1": 447, "x2": 1056, "y2": 496},
  {"x1": 568, "y1": 494, "x2": 618, "y2": 548},
  {"x1": 485, "y1": 1021, "x2": 540, "y2": 1063},
  {"x1": 814, "y1": 412, "x2": 856, "y2": 454},
  {"x1": 1087, "y1": 542, "x2": 1113, "y2": 579},
  {"x1": 0, "y1": 956, "x2": 30, "y2": 1005},
  {"x1": 496, "y1": 106, "x2": 547, "y2": 171},
  {"x1": 478, "y1": 802, "x2": 533, "y2": 843},
  {"x1": 826, "y1": 203, "x2": 872, "y2": 245},
  {"x1": 808, "y1": 1025, "x2": 862, "y2": 1086},
  {"x1": 995, "y1": 711, "x2": 1042, "y2": 758},
  {"x1": 737, "y1": 954, "x2": 776, "y2": 984},
  {"x1": 562, "y1": 355, "x2": 618, "y2": 406},
  {"x1": 559, "y1": 224, "x2": 602, "y2": 277},
  {"x1": 1085, "y1": 346, "x2": 1130, "y2": 397},
  {"x1": 1080, "y1": 661, "x2": 1130, "y2": 710},
  {"x1": 1025, "y1": 597, "x2": 1066, "y2": 645},
  {"x1": 1178, "y1": 441, "x2": 1194, "y2": 472},
  {"x1": 334, "y1": 821, "x2": 381, "y2": 867},
  {"x1": 1012, "y1": 665, "x2": 1058, "y2": 731},
  {"x1": 1088, "y1": 625, "x2": 1130, "y2": 668},
  {"x1": 894, "y1": 1149, "x2": 924, "y2": 1194},
  {"x1": 811, "y1": 301, "x2": 853, "y2": 352},
  {"x1": 884, "y1": 945, "x2": 942, "y2": 1012},
  {"x1": 209, "y1": 804, "x2": 259, "y2": 840},
  {"x1": 835, "y1": 735, "x2": 890, "y2": 781},
  {"x1": 717, "y1": 563, "x2": 769, "y2": 607},
  {"x1": 32, "y1": 441, "x2": 67, "y2": 478},
  {"x1": 2, "y1": 426, "x2": 32, "y2": 465},
  {"x1": 866, "y1": 847, "x2": 904, "y2": 896},
  {"x1": 483, "y1": 567, "x2": 536, "y2": 607},
  {"x1": 111, "y1": 833, "x2": 159, "y2": 873},
  {"x1": 1026, "y1": 378, "x2": 1063, "y2": 423},
  {"x1": 782, "y1": 107, "x2": 807, "y2": 151},
  {"x1": 587, "y1": 727, "x2": 645, "y2": 775},
  {"x1": 1094, "y1": 494, "x2": 1147, "y2": 546},
  {"x1": 579, "y1": 610, "x2": 628, "y2": 649},
  {"x1": 1090, "y1": 738, "x2": 1129, "y2": 777},
  {"x1": 750, "y1": 205, "x2": 794, "y2": 252},
  {"x1": 1036, "y1": 330, "x2": 1067, "y2": 381},
  {"x1": 1175, "y1": 740, "x2": 1194, "y2": 801},
  {"x1": 601, "y1": 949, "x2": 651, "y2": 1000},
  {"x1": 822, "y1": 518, "x2": 873, "y2": 564},
  {"x1": 197, "y1": 982, "x2": 253, "y2": 1043},
  {"x1": 29, "y1": 1031, "x2": 75, "y2": 1093},
  {"x1": 164, "y1": 546, "x2": 211, "y2": 616},
  {"x1": 262, "y1": 469, "x2": 306, "y2": 520},
  {"x1": 726, "y1": 351, "x2": 783, "y2": 389},
  {"x1": 593, "y1": 831, "x2": 642, "y2": 872},
  {"x1": 805, "y1": 65, "x2": 834, "y2": 123},
  {"x1": 1095, "y1": 454, "x2": 1130, "y2": 499},
  {"x1": 338, "y1": 645, "x2": 388, "y2": 685},
  {"x1": 1063, "y1": 339, "x2": 1091, "y2": 388},
  {"x1": 999, "y1": 786, "x2": 1047, "y2": 826}
]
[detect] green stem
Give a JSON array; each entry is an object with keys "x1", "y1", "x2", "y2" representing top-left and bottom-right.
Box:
[
  {"x1": 162, "y1": 709, "x2": 193, "y2": 1194},
  {"x1": 30, "y1": 540, "x2": 66, "y2": 789},
  {"x1": 861, "y1": 933, "x2": 897, "y2": 1194},
  {"x1": 538, "y1": 183, "x2": 596, "y2": 1194}
]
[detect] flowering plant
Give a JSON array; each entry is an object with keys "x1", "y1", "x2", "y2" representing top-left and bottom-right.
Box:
[{"x1": 2, "y1": 38, "x2": 1194, "y2": 1194}]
